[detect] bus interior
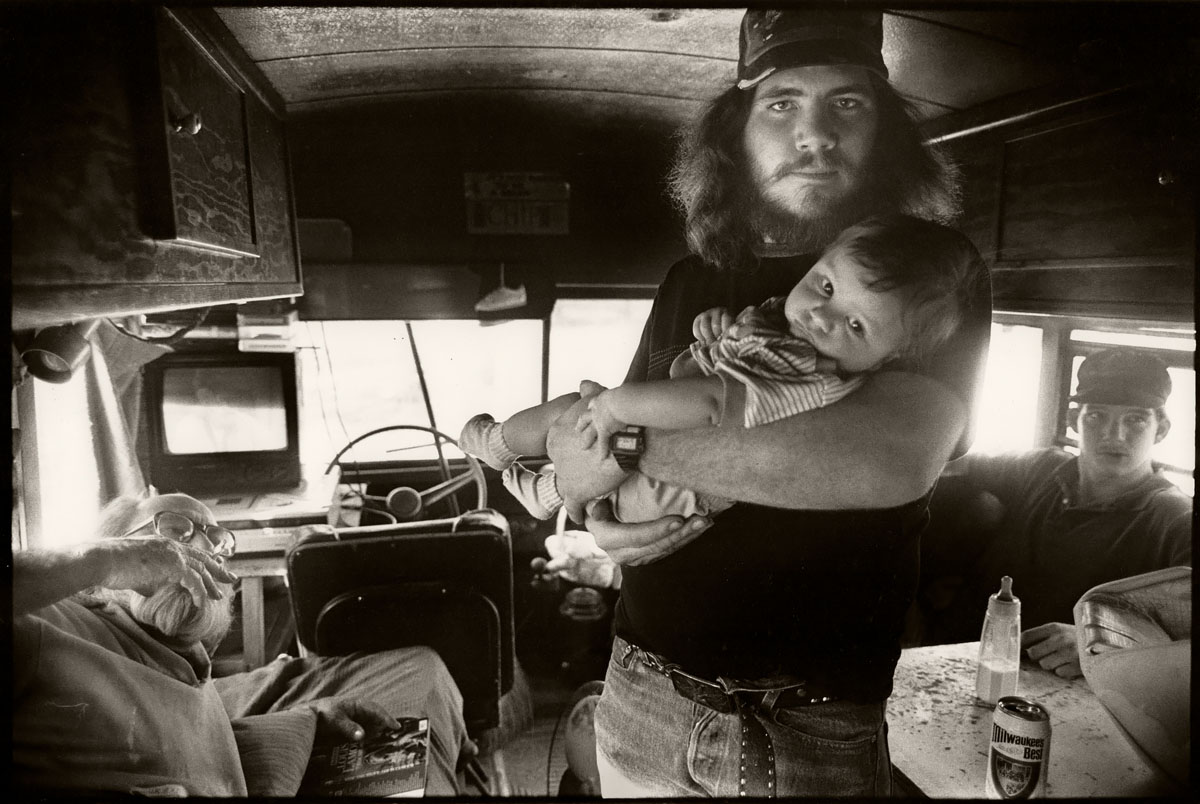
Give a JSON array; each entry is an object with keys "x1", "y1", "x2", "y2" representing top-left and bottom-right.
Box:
[{"x1": 9, "y1": 3, "x2": 1195, "y2": 798}]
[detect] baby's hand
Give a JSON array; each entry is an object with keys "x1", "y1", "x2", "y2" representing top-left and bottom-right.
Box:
[
  {"x1": 692, "y1": 307, "x2": 733, "y2": 345},
  {"x1": 585, "y1": 391, "x2": 626, "y2": 452}
]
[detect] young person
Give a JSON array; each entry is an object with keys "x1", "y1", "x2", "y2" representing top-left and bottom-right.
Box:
[
  {"x1": 461, "y1": 214, "x2": 985, "y2": 526},
  {"x1": 931, "y1": 349, "x2": 1191, "y2": 680}
]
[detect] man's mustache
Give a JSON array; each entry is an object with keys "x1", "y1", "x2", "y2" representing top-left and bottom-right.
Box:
[{"x1": 771, "y1": 151, "x2": 847, "y2": 180}]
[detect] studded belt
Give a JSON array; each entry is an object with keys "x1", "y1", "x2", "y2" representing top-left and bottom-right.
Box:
[{"x1": 621, "y1": 641, "x2": 838, "y2": 797}]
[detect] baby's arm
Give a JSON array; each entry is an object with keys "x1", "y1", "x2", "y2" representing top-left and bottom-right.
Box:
[
  {"x1": 585, "y1": 376, "x2": 726, "y2": 447},
  {"x1": 500, "y1": 392, "x2": 581, "y2": 456},
  {"x1": 671, "y1": 305, "x2": 736, "y2": 378},
  {"x1": 670, "y1": 350, "x2": 705, "y2": 378}
]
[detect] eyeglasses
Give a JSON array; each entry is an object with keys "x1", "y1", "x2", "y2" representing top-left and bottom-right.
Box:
[{"x1": 123, "y1": 511, "x2": 237, "y2": 558}]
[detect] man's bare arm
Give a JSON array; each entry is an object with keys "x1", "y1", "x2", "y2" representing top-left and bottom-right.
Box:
[{"x1": 639, "y1": 370, "x2": 966, "y2": 510}]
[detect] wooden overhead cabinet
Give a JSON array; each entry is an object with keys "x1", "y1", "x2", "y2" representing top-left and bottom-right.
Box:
[{"x1": 10, "y1": 7, "x2": 302, "y2": 332}]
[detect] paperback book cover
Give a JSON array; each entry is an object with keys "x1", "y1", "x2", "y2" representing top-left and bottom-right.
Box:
[{"x1": 299, "y1": 716, "x2": 428, "y2": 797}]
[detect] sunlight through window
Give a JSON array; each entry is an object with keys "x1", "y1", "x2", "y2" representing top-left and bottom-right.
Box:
[
  {"x1": 969, "y1": 324, "x2": 1043, "y2": 456},
  {"x1": 548, "y1": 299, "x2": 654, "y2": 397}
]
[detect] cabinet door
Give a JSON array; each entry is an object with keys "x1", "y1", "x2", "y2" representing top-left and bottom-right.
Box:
[
  {"x1": 997, "y1": 108, "x2": 1193, "y2": 263},
  {"x1": 10, "y1": 7, "x2": 301, "y2": 331},
  {"x1": 153, "y1": 8, "x2": 257, "y2": 256}
]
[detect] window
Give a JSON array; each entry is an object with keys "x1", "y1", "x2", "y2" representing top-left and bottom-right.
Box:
[
  {"x1": 547, "y1": 299, "x2": 654, "y2": 397},
  {"x1": 24, "y1": 375, "x2": 103, "y2": 549},
  {"x1": 969, "y1": 324, "x2": 1043, "y2": 455},
  {"x1": 1065, "y1": 330, "x2": 1194, "y2": 494},
  {"x1": 296, "y1": 320, "x2": 543, "y2": 465}
]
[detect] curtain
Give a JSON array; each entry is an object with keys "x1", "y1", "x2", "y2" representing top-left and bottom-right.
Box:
[{"x1": 84, "y1": 321, "x2": 171, "y2": 503}]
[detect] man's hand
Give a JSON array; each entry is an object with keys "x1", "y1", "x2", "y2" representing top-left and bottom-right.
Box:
[
  {"x1": 1022, "y1": 622, "x2": 1083, "y2": 680},
  {"x1": 692, "y1": 306, "x2": 733, "y2": 345},
  {"x1": 546, "y1": 380, "x2": 629, "y2": 522},
  {"x1": 94, "y1": 537, "x2": 237, "y2": 607},
  {"x1": 583, "y1": 498, "x2": 711, "y2": 566},
  {"x1": 310, "y1": 698, "x2": 401, "y2": 742}
]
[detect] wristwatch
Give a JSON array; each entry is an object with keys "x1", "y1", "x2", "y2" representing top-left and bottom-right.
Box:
[{"x1": 609, "y1": 426, "x2": 645, "y2": 471}]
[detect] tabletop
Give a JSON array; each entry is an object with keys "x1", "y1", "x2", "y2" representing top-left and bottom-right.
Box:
[{"x1": 886, "y1": 641, "x2": 1181, "y2": 798}]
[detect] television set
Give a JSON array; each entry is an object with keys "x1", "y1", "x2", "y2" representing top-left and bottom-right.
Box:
[{"x1": 143, "y1": 350, "x2": 301, "y2": 496}]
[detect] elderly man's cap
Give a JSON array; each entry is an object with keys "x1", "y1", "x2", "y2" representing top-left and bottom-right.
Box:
[
  {"x1": 1071, "y1": 348, "x2": 1173, "y2": 408},
  {"x1": 738, "y1": 8, "x2": 888, "y2": 90}
]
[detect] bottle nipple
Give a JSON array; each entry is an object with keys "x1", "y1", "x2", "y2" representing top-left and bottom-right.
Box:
[{"x1": 997, "y1": 575, "x2": 1014, "y2": 602}]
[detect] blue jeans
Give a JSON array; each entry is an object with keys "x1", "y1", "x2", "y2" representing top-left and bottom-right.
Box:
[{"x1": 594, "y1": 636, "x2": 893, "y2": 797}]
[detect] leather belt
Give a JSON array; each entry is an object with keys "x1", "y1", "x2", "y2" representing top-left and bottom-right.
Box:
[
  {"x1": 624, "y1": 642, "x2": 839, "y2": 715},
  {"x1": 622, "y1": 642, "x2": 838, "y2": 797}
]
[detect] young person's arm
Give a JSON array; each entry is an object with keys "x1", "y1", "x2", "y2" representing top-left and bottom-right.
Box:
[
  {"x1": 12, "y1": 540, "x2": 235, "y2": 616},
  {"x1": 585, "y1": 376, "x2": 726, "y2": 448}
]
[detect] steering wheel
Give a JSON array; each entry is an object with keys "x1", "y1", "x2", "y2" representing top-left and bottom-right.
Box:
[{"x1": 324, "y1": 425, "x2": 487, "y2": 520}]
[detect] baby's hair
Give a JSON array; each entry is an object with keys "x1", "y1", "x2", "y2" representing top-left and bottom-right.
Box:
[{"x1": 826, "y1": 213, "x2": 986, "y2": 365}]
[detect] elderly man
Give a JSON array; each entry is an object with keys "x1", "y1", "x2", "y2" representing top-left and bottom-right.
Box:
[
  {"x1": 12, "y1": 492, "x2": 473, "y2": 797},
  {"x1": 935, "y1": 348, "x2": 1191, "y2": 679},
  {"x1": 543, "y1": 8, "x2": 992, "y2": 798}
]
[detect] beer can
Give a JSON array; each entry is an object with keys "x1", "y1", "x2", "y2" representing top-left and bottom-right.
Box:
[{"x1": 985, "y1": 696, "x2": 1051, "y2": 798}]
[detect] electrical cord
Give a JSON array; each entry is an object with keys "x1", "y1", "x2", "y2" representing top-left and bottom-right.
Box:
[{"x1": 108, "y1": 307, "x2": 212, "y2": 345}]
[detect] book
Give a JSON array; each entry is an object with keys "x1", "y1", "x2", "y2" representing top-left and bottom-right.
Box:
[{"x1": 299, "y1": 716, "x2": 429, "y2": 797}]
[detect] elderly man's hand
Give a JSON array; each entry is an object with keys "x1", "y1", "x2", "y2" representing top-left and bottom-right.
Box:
[
  {"x1": 584, "y1": 499, "x2": 711, "y2": 566},
  {"x1": 310, "y1": 698, "x2": 401, "y2": 742},
  {"x1": 1022, "y1": 622, "x2": 1083, "y2": 679},
  {"x1": 546, "y1": 380, "x2": 629, "y2": 522},
  {"x1": 93, "y1": 537, "x2": 237, "y2": 607}
]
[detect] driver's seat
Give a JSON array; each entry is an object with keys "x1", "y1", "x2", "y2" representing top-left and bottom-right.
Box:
[{"x1": 285, "y1": 509, "x2": 515, "y2": 738}]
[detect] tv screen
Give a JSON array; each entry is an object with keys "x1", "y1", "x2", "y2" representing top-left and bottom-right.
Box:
[
  {"x1": 161, "y1": 365, "x2": 289, "y2": 455},
  {"x1": 144, "y1": 351, "x2": 301, "y2": 496}
]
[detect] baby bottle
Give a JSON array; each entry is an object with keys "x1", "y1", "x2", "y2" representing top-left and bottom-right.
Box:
[{"x1": 975, "y1": 575, "x2": 1021, "y2": 704}]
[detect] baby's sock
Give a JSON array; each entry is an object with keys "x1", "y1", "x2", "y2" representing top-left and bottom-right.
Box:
[
  {"x1": 501, "y1": 464, "x2": 564, "y2": 520},
  {"x1": 458, "y1": 414, "x2": 520, "y2": 471}
]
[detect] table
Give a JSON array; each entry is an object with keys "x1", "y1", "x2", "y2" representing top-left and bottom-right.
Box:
[
  {"x1": 225, "y1": 553, "x2": 289, "y2": 669},
  {"x1": 204, "y1": 467, "x2": 339, "y2": 670},
  {"x1": 886, "y1": 642, "x2": 1180, "y2": 797}
]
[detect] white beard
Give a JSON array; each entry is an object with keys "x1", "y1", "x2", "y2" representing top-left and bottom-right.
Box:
[{"x1": 103, "y1": 582, "x2": 236, "y2": 653}]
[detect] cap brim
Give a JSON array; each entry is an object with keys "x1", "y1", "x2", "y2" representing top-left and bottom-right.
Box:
[{"x1": 1071, "y1": 391, "x2": 1167, "y2": 408}]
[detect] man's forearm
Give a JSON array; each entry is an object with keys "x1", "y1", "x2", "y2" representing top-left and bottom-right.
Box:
[
  {"x1": 13, "y1": 547, "x2": 109, "y2": 615},
  {"x1": 638, "y1": 371, "x2": 966, "y2": 510}
]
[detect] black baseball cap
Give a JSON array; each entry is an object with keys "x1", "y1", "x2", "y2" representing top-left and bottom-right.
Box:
[
  {"x1": 1071, "y1": 348, "x2": 1173, "y2": 408},
  {"x1": 738, "y1": 8, "x2": 888, "y2": 90}
]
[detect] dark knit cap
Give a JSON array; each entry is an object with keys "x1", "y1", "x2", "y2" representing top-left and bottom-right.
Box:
[
  {"x1": 1071, "y1": 348, "x2": 1173, "y2": 408},
  {"x1": 738, "y1": 8, "x2": 888, "y2": 89}
]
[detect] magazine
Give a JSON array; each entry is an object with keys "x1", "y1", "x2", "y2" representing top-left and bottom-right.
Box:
[{"x1": 299, "y1": 716, "x2": 428, "y2": 797}]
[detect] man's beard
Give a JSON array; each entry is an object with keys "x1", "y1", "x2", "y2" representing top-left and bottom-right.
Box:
[
  {"x1": 101, "y1": 582, "x2": 235, "y2": 653},
  {"x1": 744, "y1": 154, "x2": 886, "y2": 254}
]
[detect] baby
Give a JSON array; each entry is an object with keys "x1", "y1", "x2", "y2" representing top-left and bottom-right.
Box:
[{"x1": 460, "y1": 213, "x2": 987, "y2": 523}]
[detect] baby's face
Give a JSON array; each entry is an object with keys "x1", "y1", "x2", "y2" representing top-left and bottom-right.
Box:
[{"x1": 784, "y1": 246, "x2": 907, "y2": 373}]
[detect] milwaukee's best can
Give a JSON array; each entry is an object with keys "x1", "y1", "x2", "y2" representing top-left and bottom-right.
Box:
[{"x1": 985, "y1": 696, "x2": 1051, "y2": 798}]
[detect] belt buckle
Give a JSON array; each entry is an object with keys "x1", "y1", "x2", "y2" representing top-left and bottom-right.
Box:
[{"x1": 668, "y1": 667, "x2": 737, "y2": 714}]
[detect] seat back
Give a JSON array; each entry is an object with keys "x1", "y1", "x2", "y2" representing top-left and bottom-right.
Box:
[{"x1": 286, "y1": 509, "x2": 514, "y2": 735}]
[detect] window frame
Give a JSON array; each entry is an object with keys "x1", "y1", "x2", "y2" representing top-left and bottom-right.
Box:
[{"x1": 992, "y1": 310, "x2": 1194, "y2": 481}]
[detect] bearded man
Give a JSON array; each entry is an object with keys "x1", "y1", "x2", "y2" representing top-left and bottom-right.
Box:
[
  {"x1": 12, "y1": 493, "x2": 473, "y2": 797},
  {"x1": 544, "y1": 9, "x2": 993, "y2": 797}
]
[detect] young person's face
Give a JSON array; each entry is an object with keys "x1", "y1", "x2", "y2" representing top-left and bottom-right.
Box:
[
  {"x1": 784, "y1": 243, "x2": 906, "y2": 373},
  {"x1": 1076, "y1": 403, "x2": 1169, "y2": 483},
  {"x1": 743, "y1": 65, "x2": 879, "y2": 226}
]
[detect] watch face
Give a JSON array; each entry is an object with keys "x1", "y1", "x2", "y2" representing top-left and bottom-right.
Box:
[{"x1": 613, "y1": 434, "x2": 638, "y2": 451}]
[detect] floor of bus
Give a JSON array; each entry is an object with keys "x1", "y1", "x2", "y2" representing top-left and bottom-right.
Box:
[{"x1": 470, "y1": 666, "x2": 587, "y2": 797}]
